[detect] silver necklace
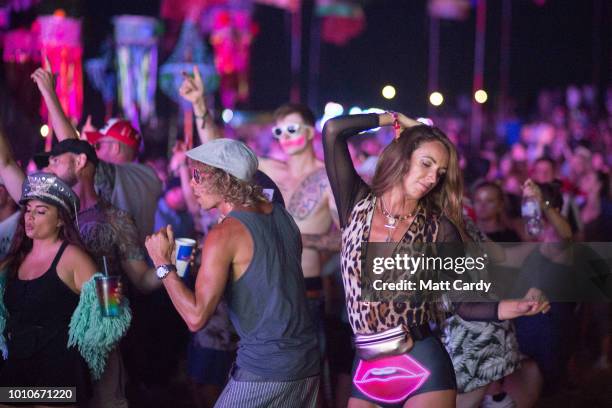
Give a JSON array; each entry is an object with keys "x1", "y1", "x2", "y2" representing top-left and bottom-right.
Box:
[{"x1": 380, "y1": 196, "x2": 416, "y2": 242}]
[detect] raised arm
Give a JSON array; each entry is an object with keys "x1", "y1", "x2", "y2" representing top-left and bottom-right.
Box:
[
  {"x1": 322, "y1": 114, "x2": 376, "y2": 227},
  {"x1": 179, "y1": 65, "x2": 222, "y2": 143},
  {"x1": 322, "y1": 112, "x2": 420, "y2": 227},
  {"x1": 31, "y1": 58, "x2": 79, "y2": 141},
  {"x1": 0, "y1": 124, "x2": 25, "y2": 202},
  {"x1": 523, "y1": 179, "x2": 572, "y2": 240},
  {"x1": 169, "y1": 141, "x2": 200, "y2": 215}
]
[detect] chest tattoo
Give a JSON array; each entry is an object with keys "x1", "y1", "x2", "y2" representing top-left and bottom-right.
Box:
[{"x1": 287, "y1": 168, "x2": 329, "y2": 221}]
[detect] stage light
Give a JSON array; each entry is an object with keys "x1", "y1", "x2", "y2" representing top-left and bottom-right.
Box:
[
  {"x1": 40, "y1": 124, "x2": 50, "y2": 137},
  {"x1": 222, "y1": 109, "x2": 234, "y2": 124},
  {"x1": 429, "y1": 92, "x2": 444, "y2": 107},
  {"x1": 324, "y1": 102, "x2": 344, "y2": 117},
  {"x1": 382, "y1": 85, "x2": 396, "y2": 100},
  {"x1": 349, "y1": 106, "x2": 362, "y2": 115},
  {"x1": 417, "y1": 117, "x2": 434, "y2": 126},
  {"x1": 475, "y1": 89, "x2": 488, "y2": 104}
]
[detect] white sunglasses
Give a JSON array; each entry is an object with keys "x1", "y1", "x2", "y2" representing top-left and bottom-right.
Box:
[{"x1": 272, "y1": 123, "x2": 309, "y2": 139}]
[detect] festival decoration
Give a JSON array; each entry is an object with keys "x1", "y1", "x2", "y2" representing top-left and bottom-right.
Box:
[
  {"x1": 37, "y1": 12, "x2": 83, "y2": 140},
  {"x1": 160, "y1": 0, "x2": 228, "y2": 22},
  {"x1": 2, "y1": 28, "x2": 40, "y2": 63},
  {"x1": 317, "y1": 0, "x2": 365, "y2": 46},
  {"x1": 113, "y1": 15, "x2": 159, "y2": 128},
  {"x1": 209, "y1": 6, "x2": 258, "y2": 108},
  {"x1": 254, "y1": 0, "x2": 300, "y2": 13}
]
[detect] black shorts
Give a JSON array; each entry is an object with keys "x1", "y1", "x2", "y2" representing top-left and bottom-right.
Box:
[{"x1": 350, "y1": 336, "x2": 456, "y2": 408}]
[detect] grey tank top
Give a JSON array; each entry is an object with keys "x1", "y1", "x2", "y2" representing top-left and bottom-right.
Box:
[{"x1": 225, "y1": 203, "x2": 320, "y2": 380}]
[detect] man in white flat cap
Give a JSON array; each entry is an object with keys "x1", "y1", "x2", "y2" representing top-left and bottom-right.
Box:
[{"x1": 145, "y1": 139, "x2": 320, "y2": 408}]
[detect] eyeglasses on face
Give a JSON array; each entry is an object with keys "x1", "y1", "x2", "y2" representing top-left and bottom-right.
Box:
[
  {"x1": 191, "y1": 167, "x2": 203, "y2": 184},
  {"x1": 272, "y1": 123, "x2": 307, "y2": 139}
]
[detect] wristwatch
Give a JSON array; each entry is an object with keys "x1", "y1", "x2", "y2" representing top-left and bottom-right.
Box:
[{"x1": 156, "y1": 264, "x2": 177, "y2": 280}]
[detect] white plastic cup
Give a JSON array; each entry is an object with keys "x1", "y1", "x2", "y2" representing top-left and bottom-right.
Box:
[{"x1": 175, "y1": 238, "x2": 196, "y2": 277}]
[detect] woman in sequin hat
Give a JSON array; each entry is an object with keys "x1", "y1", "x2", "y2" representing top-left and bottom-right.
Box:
[{"x1": 0, "y1": 172, "x2": 99, "y2": 404}]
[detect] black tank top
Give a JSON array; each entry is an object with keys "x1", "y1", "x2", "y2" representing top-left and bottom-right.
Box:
[{"x1": 5, "y1": 241, "x2": 79, "y2": 359}]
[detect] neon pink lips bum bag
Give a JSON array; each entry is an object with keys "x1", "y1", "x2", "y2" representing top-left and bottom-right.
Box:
[
  {"x1": 353, "y1": 325, "x2": 431, "y2": 403},
  {"x1": 353, "y1": 354, "x2": 431, "y2": 403}
]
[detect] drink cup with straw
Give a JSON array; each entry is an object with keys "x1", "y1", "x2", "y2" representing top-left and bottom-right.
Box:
[{"x1": 95, "y1": 256, "x2": 121, "y2": 317}]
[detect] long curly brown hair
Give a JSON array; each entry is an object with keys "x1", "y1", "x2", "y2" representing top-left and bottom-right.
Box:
[
  {"x1": 2, "y1": 204, "x2": 87, "y2": 279},
  {"x1": 370, "y1": 125, "x2": 464, "y2": 231},
  {"x1": 191, "y1": 161, "x2": 269, "y2": 207}
]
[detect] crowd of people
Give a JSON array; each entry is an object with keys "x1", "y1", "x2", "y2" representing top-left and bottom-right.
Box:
[{"x1": 0, "y1": 59, "x2": 610, "y2": 408}]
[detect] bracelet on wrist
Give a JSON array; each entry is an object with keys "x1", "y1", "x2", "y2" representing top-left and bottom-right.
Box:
[
  {"x1": 194, "y1": 110, "x2": 209, "y2": 129},
  {"x1": 194, "y1": 110, "x2": 208, "y2": 120},
  {"x1": 388, "y1": 111, "x2": 400, "y2": 129},
  {"x1": 387, "y1": 111, "x2": 401, "y2": 139}
]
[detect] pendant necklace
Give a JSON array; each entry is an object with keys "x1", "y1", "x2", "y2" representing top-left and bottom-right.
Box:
[{"x1": 380, "y1": 196, "x2": 416, "y2": 242}]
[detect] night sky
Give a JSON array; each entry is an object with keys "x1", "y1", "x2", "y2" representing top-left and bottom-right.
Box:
[
  {"x1": 2, "y1": 0, "x2": 610, "y2": 132},
  {"x1": 251, "y1": 0, "x2": 609, "y2": 116}
]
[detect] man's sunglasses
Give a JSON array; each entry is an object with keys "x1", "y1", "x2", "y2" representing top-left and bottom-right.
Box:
[
  {"x1": 272, "y1": 123, "x2": 307, "y2": 139},
  {"x1": 191, "y1": 167, "x2": 203, "y2": 184}
]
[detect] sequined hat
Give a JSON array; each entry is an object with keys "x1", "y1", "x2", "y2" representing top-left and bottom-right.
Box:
[{"x1": 19, "y1": 172, "x2": 80, "y2": 218}]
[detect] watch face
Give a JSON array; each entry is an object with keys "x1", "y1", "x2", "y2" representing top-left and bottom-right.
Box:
[{"x1": 156, "y1": 265, "x2": 169, "y2": 279}]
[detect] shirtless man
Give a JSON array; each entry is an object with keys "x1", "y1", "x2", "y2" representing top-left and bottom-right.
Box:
[{"x1": 263, "y1": 104, "x2": 340, "y2": 279}]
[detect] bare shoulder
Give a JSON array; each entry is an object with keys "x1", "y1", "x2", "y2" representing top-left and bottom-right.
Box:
[
  {"x1": 203, "y1": 218, "x2": 247, "y2": 250},
  {"x1": 259, "y1": 157, "x2": 287, "y2": 175},
  {"x1": 63, "y1": 244, "x2": 92, "y2": 263},
  {"x1": 61, "y1": 245, "x2": 96, "y2": 272},
  {"x1": 59, "y1": 244, "x2": 96, "y2": 291}
]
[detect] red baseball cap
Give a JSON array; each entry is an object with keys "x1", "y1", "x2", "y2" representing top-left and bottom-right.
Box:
[{"x1": 85, "y1": 118, "x2": 141, "y2": 150}]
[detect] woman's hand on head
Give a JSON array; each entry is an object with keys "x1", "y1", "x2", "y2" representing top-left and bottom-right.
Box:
[{"x1": 397, "y1": 113, "x2": 421, "y2": 130}]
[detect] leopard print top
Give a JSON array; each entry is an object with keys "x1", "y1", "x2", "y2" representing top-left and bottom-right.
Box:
[{"x1": 341, "y1": 193, "x2": 441, "y2": 334}]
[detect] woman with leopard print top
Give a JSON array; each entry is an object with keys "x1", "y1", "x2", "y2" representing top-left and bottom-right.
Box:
[{"x1": 322, "y1": 112, "x2": 551, "y2": 408}]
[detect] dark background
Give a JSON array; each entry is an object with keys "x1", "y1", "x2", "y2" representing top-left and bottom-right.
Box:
[{"x1": 1, "y1": 0, "x2": 610, "y2": 158}]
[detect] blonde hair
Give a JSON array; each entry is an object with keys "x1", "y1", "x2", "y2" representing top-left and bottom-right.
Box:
[
  {"x1": 370, "y1": 125, "x2": 464, "y2": 231},
  {"x1": 191, "y1": 161, "x2": 268, "y2": 207}
]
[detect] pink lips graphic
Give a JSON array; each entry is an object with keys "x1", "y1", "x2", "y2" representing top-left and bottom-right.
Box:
[{"x1": 353, "y1": 354, "x2": 430, "y2": 404}]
